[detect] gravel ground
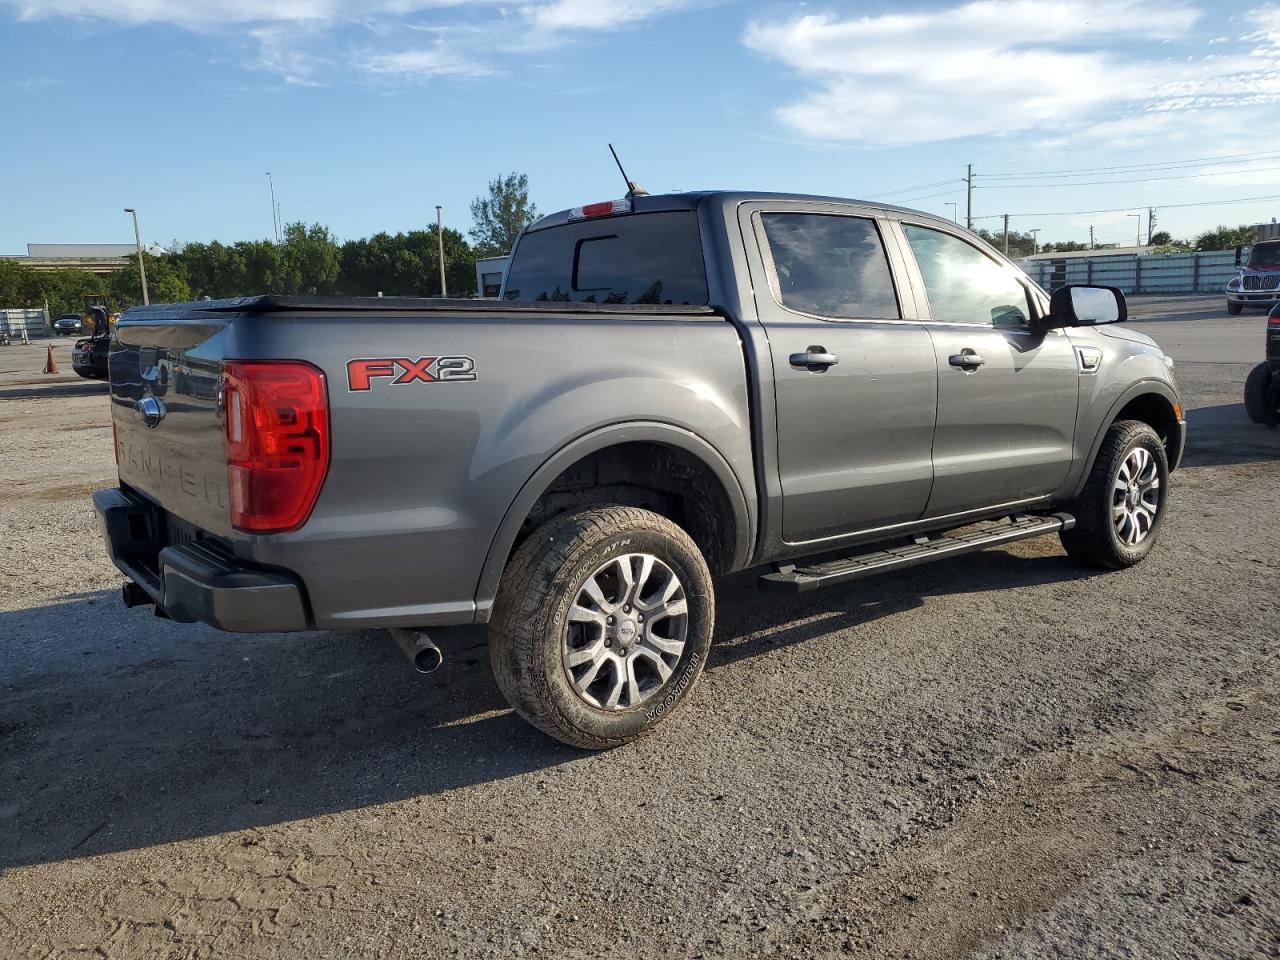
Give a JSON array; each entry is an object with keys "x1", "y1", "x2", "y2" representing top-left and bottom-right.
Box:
[{"x1": 1, "y1": 297, "x2": 1277, "y2": 959}]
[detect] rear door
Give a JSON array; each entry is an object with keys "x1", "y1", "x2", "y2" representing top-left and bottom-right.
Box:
[
  {"x1": 888, "y1": 220, "x2": 1079, "y2": 518},
  {"x1": 740, "y1": 202, "x2": 937, "y2": 545}
]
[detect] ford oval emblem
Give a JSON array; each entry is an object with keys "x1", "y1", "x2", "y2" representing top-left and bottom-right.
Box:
[{"x1": 135, "y1": 395, "x2": 166, "y2": 428}]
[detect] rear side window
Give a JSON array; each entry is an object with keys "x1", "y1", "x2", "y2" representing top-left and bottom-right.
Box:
[
  {"x1": 759, "y1": 213, "x2": 900, "y2": 320},
  {"x1": 504, "y1": 212, "x2": 708, "y2": 305}
]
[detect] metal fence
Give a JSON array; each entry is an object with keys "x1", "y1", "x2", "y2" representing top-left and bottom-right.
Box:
[
  {"x1": 1021, "y1": 250, "x2": 1237, "y2": 295},
  {"x1": 0, "y1": 308, "x2": 49, "y2": 341}
]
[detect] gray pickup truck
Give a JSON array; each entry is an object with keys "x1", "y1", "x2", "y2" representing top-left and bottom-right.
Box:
[{"x1": 95, "y1": 191, "x2": 1185, "y2": 748}]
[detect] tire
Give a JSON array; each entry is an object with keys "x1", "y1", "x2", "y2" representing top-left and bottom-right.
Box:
[
  {"x1": 1060, "y1": 420, "x2": 1170, "y2": 570},
  {"x1": 1227, "y1": 301, "x2": 1244, "y2": 315},
  {"x1": 489, "y1": 506, "x2": 714, "y2": 749},
  {"x1": 1244, "y1": 362, "x2": 1272, "y2": 424}
]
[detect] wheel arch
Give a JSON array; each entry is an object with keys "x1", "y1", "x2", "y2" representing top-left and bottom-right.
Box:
[
  {"x1": 473, "y1": 422, "x2": 754, "y2": 623},
  {"x1": 1072, "y1": 380, "x2": 1183, "y2": 499}
]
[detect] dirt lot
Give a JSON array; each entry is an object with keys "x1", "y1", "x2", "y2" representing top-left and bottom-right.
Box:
[{"x1": 1, "y1": 297, "x2": 1277, "y2": 959}]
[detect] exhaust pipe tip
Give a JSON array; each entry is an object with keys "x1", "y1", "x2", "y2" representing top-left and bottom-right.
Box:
[
  {"x1": 413, "y1": 645, "x2": 443, "y2": 674},
  {"x1": 389, "y1": 627, "x2": 444, "y2": 674}
]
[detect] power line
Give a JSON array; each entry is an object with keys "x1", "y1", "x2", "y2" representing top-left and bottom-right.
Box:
[
  {"x1": 864, "y1": 178, "x2": 965, "y2": 199},
  {"x1": 978, "y1": 148, "x2": 1280, "y2": 180},
  {"x1": 977, "y1": 164, "x2": 1280, "y2": 190},
  {"x1": 969, "y1": 192, "x2": 1280, "y2": 221},
  {"x1": 878, "y1": 187, "x2": 968, "y2": 205}
]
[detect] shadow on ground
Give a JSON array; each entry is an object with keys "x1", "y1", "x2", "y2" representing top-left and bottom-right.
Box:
[
  {"x1": 0, "y1": 380, "x2": 108, "y2": 400},
  {"x1": 0, "y1": 547, "x2": 1094, "y2": 871},
  {"x1": 1183, "y1": 403, "x2": 1279, "y2": 466}
]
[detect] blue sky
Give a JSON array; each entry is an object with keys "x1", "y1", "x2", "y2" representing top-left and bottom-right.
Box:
[{"x1": 2, "y1": 0, "x2": 1279, "y2": 253}]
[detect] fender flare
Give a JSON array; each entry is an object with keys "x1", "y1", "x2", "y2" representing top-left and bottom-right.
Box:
[
  {"x1": 1071, "y1": 379, "x2": 1183, "y2": 499},
  {"x1": 472, "y1": 421, "x2": 754, "y2": 623}
]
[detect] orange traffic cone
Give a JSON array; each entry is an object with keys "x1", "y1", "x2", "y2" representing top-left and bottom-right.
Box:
[{"x1": 44, "y1": 344, "x2": 58, "y2": 374}]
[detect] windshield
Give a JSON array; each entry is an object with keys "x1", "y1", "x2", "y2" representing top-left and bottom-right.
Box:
[
  {"x1": 504, "y1": 212, "x2": 708, "y2": 305},
  {"x1": 1248, "y1": 242, "x2": 1280, "y2": 269}
]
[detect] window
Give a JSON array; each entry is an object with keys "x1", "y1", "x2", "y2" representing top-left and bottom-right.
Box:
[
  {"x1": 902, "y1": 225, "x2": 1030, "y2": 327},
  {"x1": 503, "y1": 212, "x2": 708, "y2": 305},
  {"x1": 759, "y1": 213, "x2": 899, "y2": 320}
]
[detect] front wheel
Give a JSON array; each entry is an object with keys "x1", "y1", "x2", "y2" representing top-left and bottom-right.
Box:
[
  {"x1": 1227, "y1": 301, "x2": 1244, "y2": 315},
  {"x1": 489, "y1": 506, "x2": 714, "y2": 749},
  {"x1": 1060, "y1": 420, "x2": 1170, "y2": 569}
]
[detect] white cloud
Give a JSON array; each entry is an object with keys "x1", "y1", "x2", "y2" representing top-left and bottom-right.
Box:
[
  {"x1": 743, "y1": 0, "x2": 1280, "y2": 147},
  {"x1": 519, "y1": 0, "x2": 691, "y2": 32},
  {"x1": 2, "y1": 0, "x2": 697, "y2": 80},
  {"x1": 362, "y1": 42, "x2": 494, "y2": 78}
]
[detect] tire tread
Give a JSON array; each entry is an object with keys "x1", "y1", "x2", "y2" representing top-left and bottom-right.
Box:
[
  {"x1": 1060, "y1": 419, "x2": 1166, "y2": 569},
  {"x1": 489, "y1": 506, "x2": 708, "y2": 750}
]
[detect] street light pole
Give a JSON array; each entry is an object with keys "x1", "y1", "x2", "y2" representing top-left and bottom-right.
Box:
[
  {"x1": 123, "y1": 208, "x2": 149, "y2": 306},
  {"x1": 1029, "y1": 228, "x2": 1040, "y2": 255},
  {"x1": 436, "y1": 205, "x2": 447, "y2": 298},
  {"x1": 945, "y1": 202, "x2": 958, "y2": 223},
  {"x1": 1128, "y1": 213, "x2": 1141, "y2": 248}
]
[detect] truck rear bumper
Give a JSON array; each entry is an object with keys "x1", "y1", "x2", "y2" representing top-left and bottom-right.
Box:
[{"x1": 94, "y1": 487, "x2": 310, "y2": 633}]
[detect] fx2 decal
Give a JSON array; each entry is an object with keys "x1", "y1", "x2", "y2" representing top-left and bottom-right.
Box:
[{"x1": 346, "y1": 356, "x2": 476, "y2": 392}]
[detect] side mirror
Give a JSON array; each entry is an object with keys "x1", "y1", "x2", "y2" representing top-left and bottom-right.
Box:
[{"x1": 1047, "y1": 284, "x2": 1126, "y2": 328}]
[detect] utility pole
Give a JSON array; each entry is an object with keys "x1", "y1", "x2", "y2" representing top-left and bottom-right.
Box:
[
  {"x1": 436, "y1": 205, "x2": 447, "y2": 298},
  {"x1": 1089, "y1": 225, "x2": 1095, "y2": 250},
  {"x1": 965, "y1": 164, "x2": 973, "y2": 230},
  {"x1": 266, "y1": 172, "x2": 281, "y2": 243},
  {"x1": 1002, "y1": 213, "x2": 1010, "y2": 255},
  {"x1": 1147, "y1": 206, "x2": 1157, "y2": 245},
  {"x1": 1029, "y1": 228, "x2": 1040, "y2": 255},
  {"x1": 123, "y1": 208, "x2": 149, "y2": 305}
]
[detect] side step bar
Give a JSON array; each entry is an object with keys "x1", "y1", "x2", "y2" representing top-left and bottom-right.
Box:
[{"x1": 758, "y1": 513, "x2": 1075, "y2": 594}]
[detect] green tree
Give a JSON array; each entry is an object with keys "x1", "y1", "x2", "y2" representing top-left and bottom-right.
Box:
[
  {"x1": 1194, "y1": 224, "x2": 1256, "y2": 252},
  {"x1": 974, "y1": 227, "x2": 1038, "y2": 258},
  {"x1": 1149, "y1": 231, "x2": 1172, "y2": 246},
  {"x1": 339, "y1": 228, "x2": 475, "y2": 297},
  {"x1": 279, "y1": 222, "x2": 342, "y2": 294},
  {"x1": 235, "y1": 239, "x2": 287, "y2": 294},
  {"x1": 174, "y1": 240, "x2": 247, "y2": 299},
  {"x1": 0, "y1": 260, "x2": 45, "y2": 309},
  {"x1": 37, "y1": 269, "x2": 108, "y2": 320},
  {"x1": 107, "y1": 253, "x2": 190, "y2": 308},
  {"x1": 469, "y1": 172, "x2": 539, "y2": 258}
]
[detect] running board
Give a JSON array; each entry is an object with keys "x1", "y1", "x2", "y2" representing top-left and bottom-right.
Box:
[{"x1": 758, "y1": 513, "x2": 1076, "y2": 594}]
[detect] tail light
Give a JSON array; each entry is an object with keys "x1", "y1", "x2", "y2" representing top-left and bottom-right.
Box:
[
  {"x1": 221, "y1": 360, "x2": 330, "y2": 533},
  {"x1": 569, "y1": 198, "x2": 632, "y2": 220}
]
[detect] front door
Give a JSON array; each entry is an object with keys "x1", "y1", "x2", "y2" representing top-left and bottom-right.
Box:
[
  {"x1": 745, "y1": 206, "x2": 938, "y2": 544},
  {"x1": 896, "y1": 222, "x2": 1079, "y2": 518}
]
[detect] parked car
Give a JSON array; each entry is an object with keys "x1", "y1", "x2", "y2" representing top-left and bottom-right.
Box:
[
  {"x1": 94, "y1": 190, "x2": 1185, "y2": 748},
  {"x1": 71, "y1": 333, "x2": 109, "y2": 380},
  {"x1": 54, "y1": 314, "x2": 83, "y2": 335},
  {"x1": 1244, "y1": 303, "x2": 1280, "y2": 427}
]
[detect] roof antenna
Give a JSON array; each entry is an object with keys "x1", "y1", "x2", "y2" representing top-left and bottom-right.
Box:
[{"x1": 609, "y1": 143, "x2": 648, "y2": 198}]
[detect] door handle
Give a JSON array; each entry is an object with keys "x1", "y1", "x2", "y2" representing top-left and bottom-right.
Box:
[
  {"x1": 790, "y1": 347, "x2": 839, "y2": 370},
  {"x1": 948, "y1": 352, "x2": 985, "y2": 368}
]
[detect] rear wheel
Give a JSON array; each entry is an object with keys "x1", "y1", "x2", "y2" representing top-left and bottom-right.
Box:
[
  {"x1": 1061, "y1": 420, "x2": 1169, "y2": 569},
  {"x1": 1227, "y1": 301, "x2": 1244, "y2": 315},
  {"x1": 1245, "y1": 362, "x2": 1272, "y2": 424},
  {"x1": 489, "y1": 506, "x2": 714, "y2": 749}
]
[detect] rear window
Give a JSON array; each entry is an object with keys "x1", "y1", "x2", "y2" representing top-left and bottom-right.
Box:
[{"x1": 503, "y1": 212, "x2": 708, "y2": 305}]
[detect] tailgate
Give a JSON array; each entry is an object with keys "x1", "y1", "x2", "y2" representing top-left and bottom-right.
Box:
[{"x1": 110, "y1": 310, "x2": 234, "y2": 536}]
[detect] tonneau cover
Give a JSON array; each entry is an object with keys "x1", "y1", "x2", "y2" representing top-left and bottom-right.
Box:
[{"x1": 121, "y1": 296, "x2": 719, "y2": 318}]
